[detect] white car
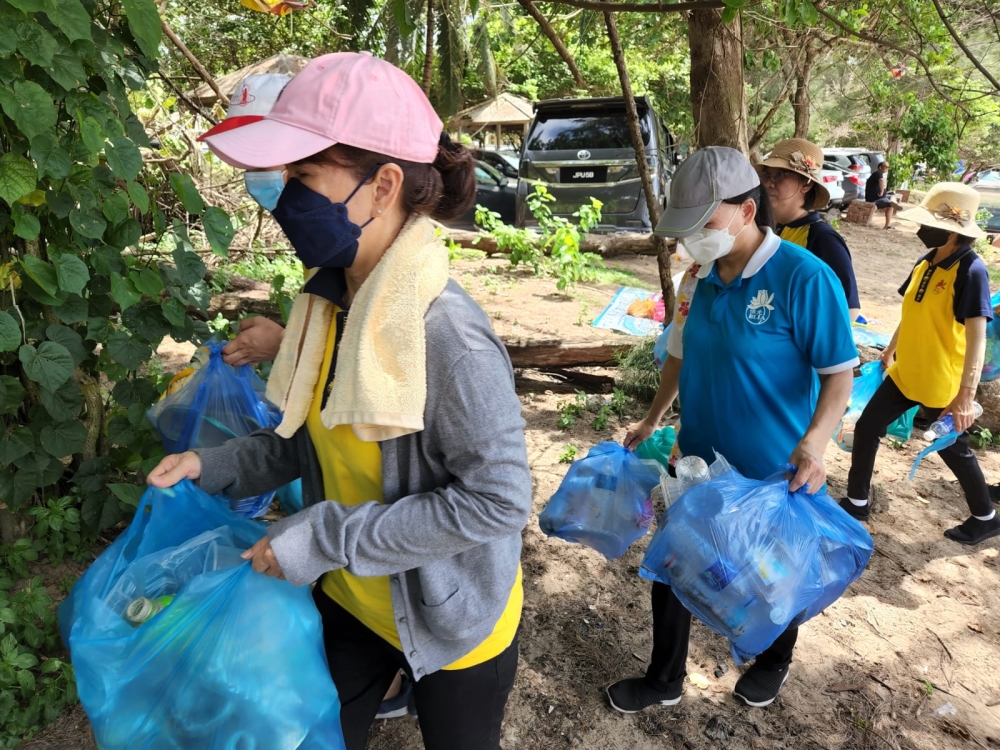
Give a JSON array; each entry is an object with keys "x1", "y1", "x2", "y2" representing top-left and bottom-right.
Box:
[{"x1": 819, "y1": 167, "x2": 845, "y2": 209}]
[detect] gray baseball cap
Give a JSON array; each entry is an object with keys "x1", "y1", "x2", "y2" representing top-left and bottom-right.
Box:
[{"x1": 655, "y1": 146, "x2": 761, "y2": 238}]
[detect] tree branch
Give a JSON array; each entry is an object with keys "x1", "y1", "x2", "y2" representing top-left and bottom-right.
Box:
[
  {"x1": 161, "y1": 20, "x2": 229, "y2": 107},
  {"x1": 519, "y1": 0, "x2": 586, "y2": 88},
  {"x1": 815, "y1": 6, "x2": 967, "y2": 111},
  {"x1": 929, "y1": 0, "x2": 1000, "y2": 94},
  {"x1": 545, "y1": 0, "x2": 726, "y2": 13}
]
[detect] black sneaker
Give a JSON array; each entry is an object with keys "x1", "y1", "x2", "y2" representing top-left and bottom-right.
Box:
[
  {"x1": 944, "y1": 515, "x2": 1000, "y2": 546},
  {"x1": 375, "y1": 673, "x2": 415, "y2": 720},
  {"x1": 606, "y1": 677, "x2": 681, "y2": 714},
  {"x1": 838, "y1": 497, "x2": 870, "y2": 522},
  {"x1": 733, "y1": 664, "x2": 789, "y2": 707}
]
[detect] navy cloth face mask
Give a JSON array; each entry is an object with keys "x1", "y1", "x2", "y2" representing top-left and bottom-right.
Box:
[{"x1": 271, "y1": 171, "x2": 375, "y2": 269}]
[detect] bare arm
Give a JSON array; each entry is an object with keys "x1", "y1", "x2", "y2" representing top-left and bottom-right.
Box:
[
  {"x1": 624, "y1": 354, "x2": 681, "y2": 450},
  {"x1": 788, "y1": 369, "x2": 854, "y2": 493}
]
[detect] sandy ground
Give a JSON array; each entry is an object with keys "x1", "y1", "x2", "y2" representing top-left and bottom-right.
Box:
[{"x1": 22, "y1": 218, "x2": 1000, "y2": 750}]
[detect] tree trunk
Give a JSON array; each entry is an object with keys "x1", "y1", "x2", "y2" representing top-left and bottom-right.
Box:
[
  {"x1": 422, "y1": 0, "x2": 435, "y2": 96},
  {"x1": 518, "y1": 0, "x2": 587, "y2": 90},
  {"x1": 688, "y1": 8, "x2": 748, "y2": 154},
  {"x1": 792, "y1": 46, "x2": 816, "y2": 139},
  {"x1": 445, "y1": 227, "x2": 659, "y2": 256},
  {"x1": 603, "y1": 11, "x2": 674, "y2": 314}
]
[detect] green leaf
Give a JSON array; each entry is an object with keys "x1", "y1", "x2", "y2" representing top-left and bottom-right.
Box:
[
  {"x1": 82, "y1": 491, "x2": 123, "y2": 531},
  {"x1": 46, "y1": 188, "x2": 74, "y2": 218},
  {"x1": 14, "y1": 23, "x2": 58, "y2": 69},
  {"x1": 40, "y1": 420, "x2": 88, "y2": 458},
  {"x1": 392, "y1": 0, "x2": 418, "y2": 37},
  {"x1": 20, "y1": 256, "x2": 58, "y2": 296},
  {"x1": 105, "y1": 136, "x2": 142, "y2": 182},
  {"x1": 0, "y1": 427, "x2": 33, "y2": 466},
  {"x1": 112, "y1": 378, "x2": 157, "y2": 408},
  {"x1": 202, "y1": 207, "x2": 234, "y2": 257},
  {"x1": 172, "y1": 248, "x2": 206, "y2": 287},
  {"x1": 49, "y1": 0, "x2": 92, "y2": 42},
  {"x1": 19, "y1": 342, "x2": 74, "y2": 390},
  {"x1": 132, "y1": 267, "x2": 163, "y2": 298},
  {"x1": 721, "y1": 5, "x2": 738, "y2": 22},
  {"x1": 40, "y1": 379, "x2": 83, "y2": 422},
  {"x1": 19, "y1": 273, "x2": 63, "y2": 306},
  {"x1": 161, "y1": 297, "x2": 187, "y2": 327},
  {"x1": 45, "y1": 324, "x2": 88, "y2": 365},
  {"x1": 85, "y1": 316, "x2": 110, "y2": 343},
  {"x1": 107, "y1": 218, "x2": 141, "y2": 249},
  {"x1": 52, "y1": 254, "x2": 90, "y2": 296},
  {"x1": 29, "y1": 133, "x2": 71, "y2": 180},
  {"x1": 127, "y1": 181, "x2": 149, "y2": 213},
  {"x1": 12, "y1": 211, "x2": 39, "y2": 240},
  {"x1": 108, "y1": 483, "x2": 144, "y2": 509},
  {"x1": 798, "y1": 0, "x2": 818, "y2": 25},
  {"x1": 72, "y1": 457, "x2": 109, "y2": 493},
  {"x1": 169, "y1": 173, "x2": 205, "y2": 215},
  {"x1": 80, "y1": 117, "x2": 104, "y2": 157},
  {"x1": 121, "y1": 0, "x2": 162, "y2": 59},
  {"x1": 106, "y1": 331, "x2": 151, "y2": 370},
  {"x1": 122, "y1": 302, "x2": 170, "y2": 341},
  {"x1": 0, "y1": 312, "x2": 20, "y2": 352},
  {"x1": 0, "y1": 153, "x2": 37, "y2": 206},
  {"x1": 47, "y1": 44, "x2": 88, "y2": 90},
  {"x1": 69, "y1": 208, "x2": 107, "y2": 239},
  {"x1": 110, "y1": 272, "x2": 142, "y2": 311},
  {"x1": 0, "y1": 376, "x2": 26, "y2": 415},
  {"x1": 102, "y1": 191, "x2": 130, "y2": 225},
  {"x1": 54, "y1": 296, "x2": 89, "y2": 325},
  {"x1": 92, "y1": 245, "x2": 125, "y2": 276},
  {"x1": 7, "y1": 0, "x2": 57, "y2": 11}
]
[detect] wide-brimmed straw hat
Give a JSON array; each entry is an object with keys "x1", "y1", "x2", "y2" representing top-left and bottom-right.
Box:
[
  {"x1": 754, "y1": 138, "x2": 829, "y2": 211},
  {"x1": 897, "y1": 182, "x2": 986, "y2": 240}
]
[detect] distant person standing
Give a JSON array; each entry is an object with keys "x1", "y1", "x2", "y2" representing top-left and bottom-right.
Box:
[{"x1": 865, "y1": 161, "x2": 895, "y2": 230}]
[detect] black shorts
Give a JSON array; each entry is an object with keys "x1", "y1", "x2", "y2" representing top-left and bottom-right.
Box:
[{"x1": 873, "y1": 198, "x2": 893, "y2": 210}]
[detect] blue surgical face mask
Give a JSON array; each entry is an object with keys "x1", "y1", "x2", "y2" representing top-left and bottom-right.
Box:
[
  {"x1": 244, "y1": 170, "x2": 285, "y2": 211},
  {"x1": 270, "y1": 170, "x2": 377, "y2": 269}
]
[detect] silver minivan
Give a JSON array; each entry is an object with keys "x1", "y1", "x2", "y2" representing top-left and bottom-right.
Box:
[{"x1": 516, "y1": 96, "x2": 677, "y2": 232}]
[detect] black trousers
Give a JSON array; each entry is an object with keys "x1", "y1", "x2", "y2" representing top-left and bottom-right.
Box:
[
  {"x1": 312, "y1": 586, "x2": 518, "y2": 750},
  {"x1": 645, "y1": 582, "x2": 798, "y2": 692},
  {"x1": 846, "y1": 376, "x2": 991, "y2": 517}
]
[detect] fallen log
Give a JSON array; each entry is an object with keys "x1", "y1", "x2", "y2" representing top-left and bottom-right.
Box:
[{"x1": 444, "y1": 227, "x2": 659, "y2": 257}]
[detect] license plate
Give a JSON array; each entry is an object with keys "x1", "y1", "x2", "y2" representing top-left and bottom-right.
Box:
[{"x1": 560, "y1": 166, "x2": 607, "y2": 183}]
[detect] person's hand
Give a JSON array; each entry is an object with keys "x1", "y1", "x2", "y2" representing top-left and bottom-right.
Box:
[
  {"x1": 880, "y1": 348, "x2": 895, "y2": 370},
  {"x1": 242, "y1": 536, "x2": 285, "y2": 579},
  {"x1": 146, "y1": 451, "x2": 202, "y2": 487},
  {"x1": 941, "y1": 389, "x2": 978, "y2": 434},
  {"x1": 788, "y1": 441, "x2": 825, "y2": 494},
  {"x1": 221, "y1": 317, "x2": 285, "y2": 367},
  {"x1": 624, "y1": 418, "x2": 656, "y2": 451}
]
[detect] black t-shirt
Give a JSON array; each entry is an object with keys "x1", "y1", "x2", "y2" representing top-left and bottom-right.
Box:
[
  {"x1": 779, "y1": 212, "x2": 861, "y2": 309},
  {"x1": 865, "y1": 171, "x2": 885, "y2": 202}
]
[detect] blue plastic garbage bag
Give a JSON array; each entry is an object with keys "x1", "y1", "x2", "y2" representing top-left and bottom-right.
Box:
[
  {"x1": 851, "y1": 323, "x2": 889, "y2": 349},
  {"x1": 539, "y1": 442, "x2": 662, "y2": 559},
  {"x1": 833, "y1": 362, "x2": 885, "y2": 451},
  {"x1": 983, "y1": 290, "x2": 1000, "y2": 382},
  {"x1": 887, "y1": 405, "x2": 920, "y2": 441},
  {"x1": 147, "y1": 341, "x2": 283, "y2": 517},
  {"x1": 58, "y1": 481, "x2": 345, "y2": 750},
  {"x1": 640, "y1": 464, "x2": 873, "y2": 663},
  {"x1": 277, "y1": 479, "x2": 305, "y2": 514},
  {"x1": 653, "y1": 324, "x2": 672, "y2": 371}
]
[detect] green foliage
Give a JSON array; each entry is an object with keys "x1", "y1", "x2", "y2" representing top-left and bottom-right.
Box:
[
  {"x1": 475, "y1": 186, "x2": 605, "y2": 291},
  {"x1": 558, "y1": 444, "x2": 577, "y2": 464},
  {"x1": 971, "y1": 427, "x2": 1000, "y2": 450},
  {"x1": 591, "y1": 404, "x2": 612, "y2": 431},
  {"x1": 615, "y1": 337, "x2": 660, "y2": 402},
  {"x1": 556, "y1": 391, "x2": 587, "y2": 430},
  {"x1": 0, "y1": 0, "x2": 230, "y2": 741}
]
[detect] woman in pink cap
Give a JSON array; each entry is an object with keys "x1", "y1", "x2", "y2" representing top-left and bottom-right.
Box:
[{"x1": 147, "y1": 53, "x2": 531, "y2": 749}]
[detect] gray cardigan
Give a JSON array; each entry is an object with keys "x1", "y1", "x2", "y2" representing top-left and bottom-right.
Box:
[{"x1": 196, "y1": 280, "x2": 532, "y2": 678}]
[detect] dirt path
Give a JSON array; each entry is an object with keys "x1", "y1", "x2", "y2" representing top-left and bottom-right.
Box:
[{"x1": 24, "y1": 221, "x2": 1000, "y2": 750}]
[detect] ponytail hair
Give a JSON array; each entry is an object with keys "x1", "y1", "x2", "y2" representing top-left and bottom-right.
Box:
[
  {"x1": 294, "y1": 133, "x2": 477, "y2": 222},
  {"x1": 722, "y1": 185, "x2": 775, "y2": 232}
]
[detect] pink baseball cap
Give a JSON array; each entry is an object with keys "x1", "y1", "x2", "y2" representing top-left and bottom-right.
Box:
[
  {"x1": 205, "y1": 52, "x2": 443, "y2": 169},
  {"x1": 197, "y1": 73, "x2": 292, "y2": 142}
]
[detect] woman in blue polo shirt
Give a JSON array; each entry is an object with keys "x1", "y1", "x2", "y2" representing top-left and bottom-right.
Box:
[
  {"x1": 756, "y1": 138, "x2": 861, "y2": 320},
  {"x1": 842, "y1": 183, "x2": 998, "y2": 545},
  {"x1": 612, "y1": 147, "x2": 857, "y2": 712}
]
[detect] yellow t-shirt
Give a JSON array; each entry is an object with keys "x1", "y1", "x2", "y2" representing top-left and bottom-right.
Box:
[
  {"x1": 309, "y1": 310, "x2": 522, "y2": 670},
  {"x1": 888, "y1": 248, "x2": 985, "y2": 407}
]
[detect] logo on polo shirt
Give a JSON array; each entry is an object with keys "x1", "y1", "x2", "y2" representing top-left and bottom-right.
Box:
[
  {"x1": 933, "y1": 279, "x2": 946, "y2": 294},
  {"x1": 746, "y1": 289, "x2": 775, "y2": 325}
]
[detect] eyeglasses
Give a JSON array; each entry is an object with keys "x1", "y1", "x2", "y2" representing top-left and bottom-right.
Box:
[{"x1": 760, "y1": 168, "x2": 795, "y2": 184}]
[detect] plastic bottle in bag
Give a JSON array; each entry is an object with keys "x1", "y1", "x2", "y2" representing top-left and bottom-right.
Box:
[
  {"x1": 123, "y1": 595, "x2": 175, "y2": 627},
  {"x1": 923, "y1": 402, "x2": 982, "y2": 441}
]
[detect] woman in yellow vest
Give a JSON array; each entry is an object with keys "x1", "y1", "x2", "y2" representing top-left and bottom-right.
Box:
[
  {"x1": 147, "y1": 54, "x2": 531, "y2": 750},
  {"x1": 756, "y1": 138, "x2": 861, "y2": 321},
  {"x1": 841, "y1": 183, "x2": 998, "y2": 545}
]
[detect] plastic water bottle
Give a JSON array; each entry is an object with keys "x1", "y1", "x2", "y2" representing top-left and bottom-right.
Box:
[
  {"x1": 675, "y1": 455, "x2": 710, "y2": 485},
  {"x1": 923, "y1": 402, "x2": 982, "y2": 441},
  {"x1": 124, "y1": 595, "x2": 174, "y2": 626}
]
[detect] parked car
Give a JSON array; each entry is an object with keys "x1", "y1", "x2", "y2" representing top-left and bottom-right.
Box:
[
  {"x1": 472, "y1": 149, "x2": 519, "y2": 180},
  {"x1": 517, "y1": 96, "x2": 678, "y2": 232},
  {"x1": 824, "y1": 164, "x2": 864, "y2": 206},
  {"x1": 819, "y1": 167, "x2": 845, "y2": 209},
  {"x1": 976, "y1": 184, "x2": 1000, "y2": 242},
  {"x1": 449, "y1": 160, "x2": 516, "y2": 230},
  {"x1": 970, "y1": 166, "x2": 1000, "y2": 186},
  {"x1": 823, "y1": 148, "x2": 871, "y2": 176}
]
